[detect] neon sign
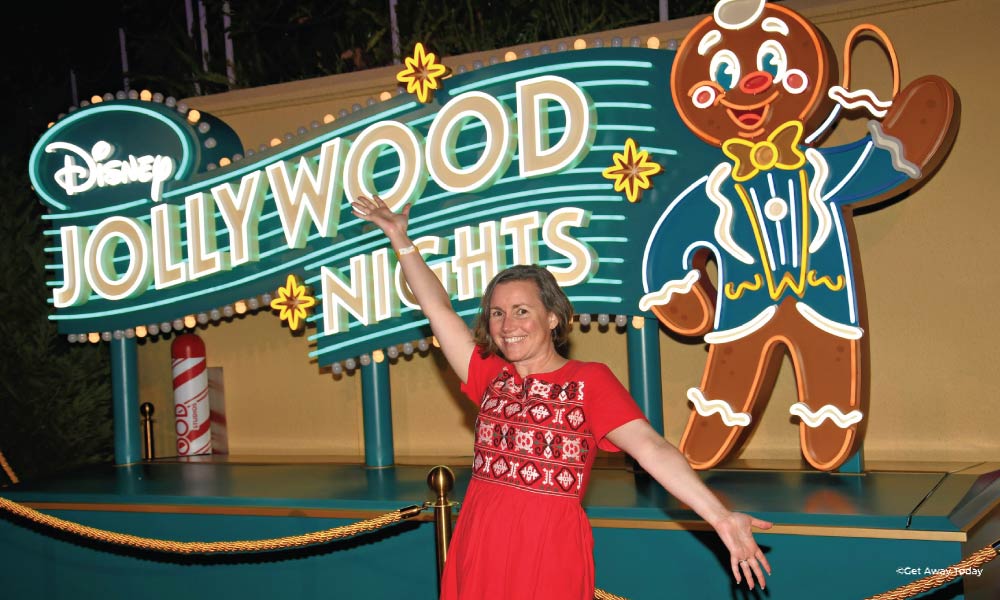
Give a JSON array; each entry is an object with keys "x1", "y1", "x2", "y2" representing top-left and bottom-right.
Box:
[{"x1": 31, "y1": 53, "x2": 680, "y2": 365}]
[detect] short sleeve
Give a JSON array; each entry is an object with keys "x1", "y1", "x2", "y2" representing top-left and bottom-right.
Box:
[
  {"x1": 581, "y1": 363, "x2": 648, "y2": 452},
  {"x1": 459, "y1": 350, "x2": 508, "y2": 406}
]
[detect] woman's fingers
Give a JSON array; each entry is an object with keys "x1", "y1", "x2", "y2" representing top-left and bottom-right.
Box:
[{"x1": 757, "y1": 549, "x2": 772, "y2": 575}]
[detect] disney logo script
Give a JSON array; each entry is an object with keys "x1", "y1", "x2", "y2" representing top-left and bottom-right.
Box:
[{"x1": 47, "y1": 140, "x2": 175, "y2": 203}]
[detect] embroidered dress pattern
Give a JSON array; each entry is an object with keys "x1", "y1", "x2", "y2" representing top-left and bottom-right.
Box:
[{"x1": 472, "y1": 367, "x2": 593, "y2": 497}]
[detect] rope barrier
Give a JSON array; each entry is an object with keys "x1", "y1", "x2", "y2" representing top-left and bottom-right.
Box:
[
  {"x1": 0, "y1": 496, "x2": 425, "y2": 554},
  {"x1": 0, "y1": 492, "x2": 632, "y2": 598},
  {"x1": 595, "y1": 587, "x2": 629, "y2": 600},
  {"x1": 864, "y1": 542, "x2": 998, "y2": 600},
  {"x1": 0, "y1": 450, "x2": 19, "y2": 485}
]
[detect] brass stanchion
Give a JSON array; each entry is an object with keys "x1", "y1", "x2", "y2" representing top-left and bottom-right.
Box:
[
  {"x1": 140, "y1": 402, "x2": 155, "y2": 461},
  {"x1": 427, "y1": 465, "x2": 456, "y2": 579}
]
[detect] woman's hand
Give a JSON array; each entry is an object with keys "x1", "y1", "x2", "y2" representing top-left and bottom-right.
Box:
[
  {"x1": 712, "y1": 511, "x2": 772, "y2": 590},
  {"x1": 351, "y1": 194, "x2": 410, "y2": 240}
]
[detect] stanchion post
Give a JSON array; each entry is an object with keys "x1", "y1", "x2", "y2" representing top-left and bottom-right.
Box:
[
  {"x1": 427, "y1": 465, "x2": 455, "y2": 581},
  {"x1": 140, "y1": 402, "x2": 155, "y2": 461}
]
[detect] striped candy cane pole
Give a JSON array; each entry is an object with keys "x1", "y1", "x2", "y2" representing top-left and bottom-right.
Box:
[{"x1": 171, "y1": 333, "x2": 212, "y2": 456}]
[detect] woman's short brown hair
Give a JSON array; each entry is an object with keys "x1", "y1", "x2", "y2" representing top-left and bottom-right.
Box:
[{"x1": 472, "y1": 265, "x2": 574, "y2": 357}]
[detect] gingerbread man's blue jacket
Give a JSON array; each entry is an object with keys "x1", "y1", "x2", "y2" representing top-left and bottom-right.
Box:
[{"x1": 640, "y1": 121, "x2": 917, "y2": 343}]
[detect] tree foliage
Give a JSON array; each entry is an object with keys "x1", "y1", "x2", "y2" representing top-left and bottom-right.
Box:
[
  {"x1": 0, "y1": 156, "x2": 113, "y2": 483},
  {"x1": 116, "y1": 0, "x2": 716, "y2": 98}
]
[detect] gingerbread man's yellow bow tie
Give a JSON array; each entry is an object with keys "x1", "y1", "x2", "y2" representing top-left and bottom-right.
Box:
[{"x1": 722, "y1": 121, "x2": 807, "y2": 182}]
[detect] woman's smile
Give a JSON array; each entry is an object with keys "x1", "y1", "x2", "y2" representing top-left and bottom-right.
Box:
[{"x1": 488, "y1": 280, "x2": 562, "y2": 375}]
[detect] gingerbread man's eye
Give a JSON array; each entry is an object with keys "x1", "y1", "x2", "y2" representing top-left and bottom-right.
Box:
[
  {"x1": 709, "y1": 50, "x2": 741, "y2": 91},
  {"x1": 757, "y1": 40, "x2": 788, "y2": 82}
]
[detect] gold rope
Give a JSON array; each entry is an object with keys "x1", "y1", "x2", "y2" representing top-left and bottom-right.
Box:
[
  {"x1": 594, "y1": 588, "x2": 629, "y2": 600},
  {"x1": 0, "y1": 450, "x2": 19, "y2": 485},
  {"x1": 0, "y1": 496, "x2": 424, "y2": 554},
  {"x1": 2, "y1": 494, "x2": 634, "y2": 598},
  {"x1": 864, "y1": 544, "x2": 998, "y2": 600}
]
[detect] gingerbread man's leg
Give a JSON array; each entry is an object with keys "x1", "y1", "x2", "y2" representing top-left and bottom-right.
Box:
[
  {"x1": 788, "y1": 322, "x2": 865, "y2": 471},
  {"x1": 679, "y1": 326, "x2": 783, "y2": 470}
]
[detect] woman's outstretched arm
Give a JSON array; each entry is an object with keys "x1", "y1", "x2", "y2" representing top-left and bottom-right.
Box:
[
  {"x1": 606, "y1": 419, "x2": 773, "y2": 590},
  {"x1": 351, "y1": 195, "x2": 476, "y2": 382}
]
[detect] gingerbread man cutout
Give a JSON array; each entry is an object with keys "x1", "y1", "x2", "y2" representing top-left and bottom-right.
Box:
[{"x1": 639, "y1": 0, "x2": 958, "y2": 470}]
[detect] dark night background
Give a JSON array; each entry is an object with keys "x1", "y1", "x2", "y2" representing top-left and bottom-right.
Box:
[{"x1": 0, "y1": 0, "x2": 715, "y2": 483}]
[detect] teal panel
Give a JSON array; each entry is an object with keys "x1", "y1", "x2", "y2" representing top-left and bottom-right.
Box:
[
  {"x1": 593, "y1": 529, "x2": 965, "y2": 600},
  {"x1": 0, "y1": 511, "x2": 437, "y2": 600}
]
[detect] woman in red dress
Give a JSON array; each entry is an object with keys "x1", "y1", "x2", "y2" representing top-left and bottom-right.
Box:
[{"x1": 352, "y1": 194, "x2": 772, "y2": 599}]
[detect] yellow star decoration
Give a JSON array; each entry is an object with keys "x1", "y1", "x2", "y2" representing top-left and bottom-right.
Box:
[
  {"x1": 270, "y1": 274, "x2": 316, "y2": 331},
  {"x1": 396, "y1": 42, "x2": 449, "y2": 103},
  {"x1": 602, "y1": 138, "x2": 663, "y2": 203}
]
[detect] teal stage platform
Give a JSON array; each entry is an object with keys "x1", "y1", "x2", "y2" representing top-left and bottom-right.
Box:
[{"x1": 1, "y1": 458, "x2": 997, "y2": 599}]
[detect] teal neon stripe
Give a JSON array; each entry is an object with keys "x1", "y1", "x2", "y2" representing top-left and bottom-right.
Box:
[
  {"x1": 42, "y1": 198, "x2": 152, "y2": 221},
  {"x1": 297, "y1": 235, "x2": 390, "y2": 281},
  {"x1": 309, "y1": 308, "x2": 479, "y2": 356},
  {"x1": 448, "y1": 61, "x2": 652, "y2": 96},
  {"x1": 578, "y1": 79, "x2": 650, "y2": 88},
  {"x1": 578, "y1": 236, "x2": 628, "y2": 243},
  {"x1": 598, "y1": 257, "x2": 625, "y2": 264},
  {"x1": 591, "y1": 144, "x2": 678, "y2": 156},
  {"x1": 567, "y1": 295, "x2": 622, "y2": 303},
  {"x1": 588, "y1": 278, "x2": 623, "y2": 285},
  {"x1": 598, "y1": 125, "x2": 654, "y2": 132},
  {"x1": 593, "y1": 102, "x2": 653, "y2": 110},
  {"x1": 590, "y1": 215, "x2": 626, "y2": 221}
]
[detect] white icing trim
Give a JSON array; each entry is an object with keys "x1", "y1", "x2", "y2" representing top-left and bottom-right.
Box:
[
  {"x1": 761, "y1": 17, "x2": 789, "y2": 36},
  {"x1": 687, "y1": 387, "x2": 751, "y2": 427},
  {"x1": 704, "y1": 305, "x2": 776, "y2": 344},
  {"x1": 789, "y1": 402, "x2": 863, "y2": 428},
  {"x1": 796, "y1": 302, "x2": 864, "y2": 339},
  {"x1": 805, "y1": 148, "x2": 832, "y2": 252},
  {"x1": 698, "y1": 30, "x2": 722, "y2": 56},
  {"x1": 828, "y1": 85, "x2": 892, "y2": 118},
  {"x1": 638, "y1": 270, "x2": 700, "y2": 311},
  {"x1": 707, "y1": 162, "x2": 755, "y2": 264}
]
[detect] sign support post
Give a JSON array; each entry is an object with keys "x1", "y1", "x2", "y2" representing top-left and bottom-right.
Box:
[
  {"x1": 110, "y1": 336, "x2": 142, "y2": 465},
  {"x1": 361, "y1": 359, "x2": 394, "y2": 468},
  {"x1": 627, "y1": 317, "x2": 664, "y2": 436}
]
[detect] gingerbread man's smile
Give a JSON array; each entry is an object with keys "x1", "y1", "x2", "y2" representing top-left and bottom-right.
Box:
[{"x1": 721, "y1": 90, "x2": 779, "y2": 138}]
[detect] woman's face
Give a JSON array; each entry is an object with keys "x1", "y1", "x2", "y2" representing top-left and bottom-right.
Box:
[{"x1": 487, "y1": 280, "x2": 558, "y2": 367}]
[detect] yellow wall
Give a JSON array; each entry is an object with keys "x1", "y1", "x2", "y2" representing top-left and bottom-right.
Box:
[{"x1": 136, "y1": 0, "x2": 999, "y2": 465}]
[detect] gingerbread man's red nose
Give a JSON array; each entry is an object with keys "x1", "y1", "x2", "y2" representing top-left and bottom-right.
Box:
[{"x1": 739, "y1": 71, "x2": 774, "y2": 95}]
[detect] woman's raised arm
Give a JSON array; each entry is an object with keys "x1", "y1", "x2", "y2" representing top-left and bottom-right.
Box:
[{"x1": 351, "y1": 195, "x2": 476, "y2": 382}]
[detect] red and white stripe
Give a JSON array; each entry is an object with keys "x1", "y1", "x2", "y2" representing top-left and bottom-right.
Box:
[{"x1": 172, "y1": 335, "x2": 212, "y2": 456}]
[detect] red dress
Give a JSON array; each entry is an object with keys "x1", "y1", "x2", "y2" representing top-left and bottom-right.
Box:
[{"x1": 439, "y1": 351, "x2": 647, "y2": 600}]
